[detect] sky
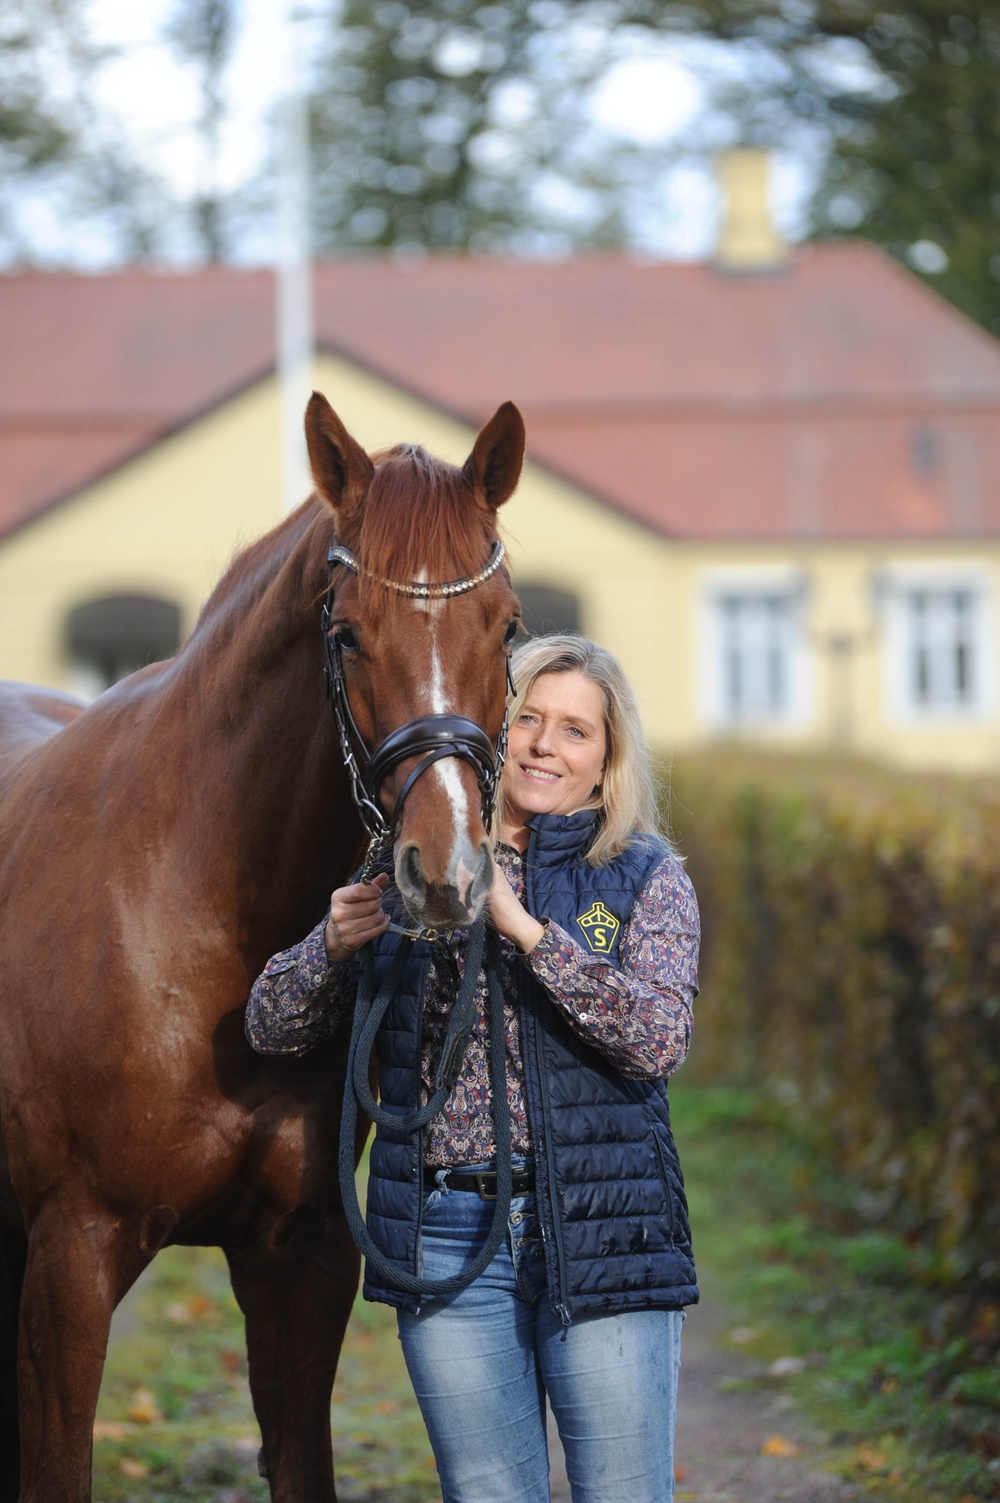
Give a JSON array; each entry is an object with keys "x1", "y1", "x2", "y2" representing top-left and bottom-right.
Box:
[{"x1": 42, "y1": 0, "x2": 811, "y2": 267}]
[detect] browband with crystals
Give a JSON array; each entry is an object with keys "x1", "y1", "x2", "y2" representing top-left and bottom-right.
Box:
[{"x1": 328, "y1": 539, "x2": 506, "y2": 599}]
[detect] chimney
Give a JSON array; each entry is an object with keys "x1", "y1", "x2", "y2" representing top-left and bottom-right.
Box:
[{"x1": 715, "y1": 148, "x2": 787, "y2": 271}]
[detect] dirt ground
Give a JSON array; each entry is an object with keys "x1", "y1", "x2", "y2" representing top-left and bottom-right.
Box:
[
  {"x1": 548, "y1": 1271, "x2": 865, "y2": 1503},
  {"x1": 111, "y1": 1262, "x2": 867, "y2": 1503}
]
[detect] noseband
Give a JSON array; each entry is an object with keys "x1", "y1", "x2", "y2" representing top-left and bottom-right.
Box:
[
  {"x1": 321, "y1": 539, "x2": 513, "y2": 892},
  {"x1": 327, "y1": 535, "x2": 520, "y2": 1291}
]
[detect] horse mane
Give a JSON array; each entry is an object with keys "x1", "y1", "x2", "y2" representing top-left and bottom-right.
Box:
[
  {"x1": 349, "y1": 445, "x2": 498, "y2": 612},
  {"x1": 188, "y1": 499, "x2": 323, "y2": 636}
]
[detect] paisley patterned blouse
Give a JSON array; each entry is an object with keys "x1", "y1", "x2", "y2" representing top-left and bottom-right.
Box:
[{"x1": 245, "y1": 843, "x2": 700, "y2": 1168}]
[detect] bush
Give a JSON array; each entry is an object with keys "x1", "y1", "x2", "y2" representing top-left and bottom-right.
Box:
[{"x1": 667, "y1": 754, "x2": 1000, "y2": 1289}]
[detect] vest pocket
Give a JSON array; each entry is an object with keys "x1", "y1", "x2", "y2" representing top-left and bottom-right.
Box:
[{"x1": 649, "y1": 1129, "x2": 677, "y2": 1242}]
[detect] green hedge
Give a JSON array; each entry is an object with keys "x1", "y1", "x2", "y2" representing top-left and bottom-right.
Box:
[{"x1": 666, "y1": 755, "x2": 1000, "y2": 1287}]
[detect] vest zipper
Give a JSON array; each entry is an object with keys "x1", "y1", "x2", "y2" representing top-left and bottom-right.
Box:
[
  {"x1": 650, "y1": 1128, "x2": 677, "y2": 1242},
  {"x1": 412, "y1": 950, "x2": 434, "y2": 1315},
  {"x1": 523, "y1": 834, "x2": 572, "y2": 1331}
]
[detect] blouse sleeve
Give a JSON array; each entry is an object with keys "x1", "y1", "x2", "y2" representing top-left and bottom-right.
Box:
[
  {"x1": 524, "y1": 852, "x2": 699, "y2": 1079},
  {"x1": 244, "y1": 919, "x2": 357, "y2": 1056}
]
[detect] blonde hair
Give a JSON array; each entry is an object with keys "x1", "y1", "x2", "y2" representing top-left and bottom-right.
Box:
[{"x1": 497, "y1": 635, "x2": 666, "y2": 866}]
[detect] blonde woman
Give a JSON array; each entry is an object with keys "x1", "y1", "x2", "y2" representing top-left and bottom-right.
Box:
[{"x1": 246, "y1": 635, "x2": 700, "y2": 1503}]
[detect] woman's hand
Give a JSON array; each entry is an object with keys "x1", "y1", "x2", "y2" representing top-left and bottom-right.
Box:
[
  {"x1": 488, "y1": 864, "x2": 545, "y2": 954},
  {"x1": 324, "y1": 872, "x2": 390, "y2": 961}
]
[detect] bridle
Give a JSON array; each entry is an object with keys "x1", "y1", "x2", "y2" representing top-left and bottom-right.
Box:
[
  {"x1": 321, "y1": 537, "x2": 515, "y2": 908},
  {"x1": 324, "y1": 532, "x2": 520, "y2": 1295}
]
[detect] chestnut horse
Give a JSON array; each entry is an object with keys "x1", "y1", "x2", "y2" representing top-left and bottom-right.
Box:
[{"x1": 0, "y1": 393, "x2": 524, "y2": 1502}]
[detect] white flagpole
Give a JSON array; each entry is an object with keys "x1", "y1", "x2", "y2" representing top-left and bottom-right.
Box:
[{"x1": 276, "y1": 6, "x2": 313, "y2": 513}]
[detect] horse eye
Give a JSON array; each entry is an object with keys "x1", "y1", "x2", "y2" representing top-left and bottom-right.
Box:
[
  {"x1": 335, "y1": 626, "x2": 360, "y2": 653},
  {"x1": 502, "y1": 620, "x2": 519, "y2": 646}
]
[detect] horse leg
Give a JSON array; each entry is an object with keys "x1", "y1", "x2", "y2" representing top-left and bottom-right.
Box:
[
  {"x1": 0, "y1": 1224, "x2": 27, "y2": 1503},
  {"x1": 16, "y1": 1194, "x2": 140, "y2": 1503},
  {"x1": 226, "y1": 1207, "x2": 361, "y2": 1503}
]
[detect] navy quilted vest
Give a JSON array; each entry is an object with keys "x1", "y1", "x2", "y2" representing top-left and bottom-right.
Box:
[{"x1": 362, "y1": 811, "x2": 698, "y2": 1319}]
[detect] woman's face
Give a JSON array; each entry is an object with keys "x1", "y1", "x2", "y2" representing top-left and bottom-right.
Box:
[{"x1": 503, "y1": 670, "x2": 607, "y2": 832}]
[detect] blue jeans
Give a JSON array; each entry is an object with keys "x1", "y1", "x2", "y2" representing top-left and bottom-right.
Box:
[{"x1": 397, "y1": 1168, "x2": 684, "y2": 1503}]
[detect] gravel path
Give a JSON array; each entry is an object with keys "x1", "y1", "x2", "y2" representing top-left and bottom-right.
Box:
[
  {"x1": 110, "y1": 1261, "x2": 866, "y2": 1502},
  {"x1": 548, "y1": 1270, "x2": 864, "y2": 1503}
]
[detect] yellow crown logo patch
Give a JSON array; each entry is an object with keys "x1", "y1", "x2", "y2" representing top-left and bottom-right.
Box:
[{"x1": 575, "y1": 901, "x2": 620, "y2": 954}]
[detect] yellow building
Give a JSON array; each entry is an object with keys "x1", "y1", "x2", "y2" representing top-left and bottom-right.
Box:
[{"x1": 3, "y1": 240, "x2": 1000, "y2": 770}]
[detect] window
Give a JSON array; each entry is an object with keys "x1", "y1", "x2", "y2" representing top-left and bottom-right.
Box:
[
  {"x1": 65, "y1": 593, "x2": 181, "y2": 701},
  {"x1": 907, "y1": 588, "x2": 975, "y2": 709},
  {"x1": 516, "y1": 583, "x2": 582, "y2": 638},
  {"x1": 700, "y1": 572, "x2": 809, "y2": 732},
  {"x1": 883, "y1": 571, "x2": 993, "y2": 720}
]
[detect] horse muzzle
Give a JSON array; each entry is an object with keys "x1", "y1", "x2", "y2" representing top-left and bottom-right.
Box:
[{"x1": 396, "y1": 838, "x2": 494, "y2": 927}]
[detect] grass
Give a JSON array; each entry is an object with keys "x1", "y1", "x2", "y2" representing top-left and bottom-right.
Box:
[
  {"x1": 94, "y1": 1237, "x2": 439, "y2": 1502},
  {"x1": 94, "y1": 1084, "x2": 1000, "y2": 1501},
  {"x1": 670, "y1": 1081, "x2": 1000, "y2": 1503}
]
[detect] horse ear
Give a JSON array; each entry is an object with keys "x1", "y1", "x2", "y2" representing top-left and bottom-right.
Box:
[
  {"x1": 463, "y1": 401, "x2": 525, "y2": 511},
  {"x1": 304, "y1": 392, "x2": 374, "y2": 516}
]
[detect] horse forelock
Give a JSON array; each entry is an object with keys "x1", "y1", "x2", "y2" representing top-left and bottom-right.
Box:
[{"x1": 348, "y1": 445, "x2": 496, "y2": 611}]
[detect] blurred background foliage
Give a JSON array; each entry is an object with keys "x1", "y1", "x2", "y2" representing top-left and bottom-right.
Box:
[
  {"x1": 2, "y1": 2, "x2": 999, "y2": 331},
  {"x1": 668, "y1": 752, "x2": 1000, "y2": 1292}
]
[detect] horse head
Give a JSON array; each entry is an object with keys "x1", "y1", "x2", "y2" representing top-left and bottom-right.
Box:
[{"x1": 306, "y1": 392, "x2": 524, "y2": 930}]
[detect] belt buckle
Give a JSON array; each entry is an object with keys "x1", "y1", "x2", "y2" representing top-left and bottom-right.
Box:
[{"x1": 475, "y1": 1171, "x2": 497, "y2": 1201}]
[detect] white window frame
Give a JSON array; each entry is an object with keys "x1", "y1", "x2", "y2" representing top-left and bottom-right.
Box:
[
  {"x1": 698, "y1": 567, "x2": 812, "y2": 734},
  {"x1": 880, "y1": 562, "x2": 996, "y2": 723}
]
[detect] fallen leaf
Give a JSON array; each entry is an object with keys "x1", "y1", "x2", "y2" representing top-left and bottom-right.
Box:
[
  {"x1": 970, "y1": 1303, "x2": 1000, "y2": 1342},
  {"x1": 767, "y1": 1356, "x2": 807, "y2": 1377},
  {"x1": 761, "y1": 1434, "x2": 801, "y2": 1457},
  {"x1": 727, "y1": 1325, "x2": 757, "y2": 1345},
  {"x1": 673, "y1": 1464, "x2": 690, "y2": 1481},
  {"x1": 856, "y1": 1445, "x2": 888, "y2": 1471},
  {"x1": 93, "y1": 1420, "x2": 132, "y2": 1441},
  {"x1": 126, "y1": 1387, "x2": 162, "y2": 1424},
  {"x1": 371, "y1": 1399, "x2": 399, "y2": 1415},
  {"x1": 119, "y1": 1458, "x2": 149, "y2": 1479}
]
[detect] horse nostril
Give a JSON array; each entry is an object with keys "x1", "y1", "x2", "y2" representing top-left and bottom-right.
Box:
[
  {"x1": 398, "y1": 843, "x2": 425, "y2": 897},
  {"x1": 467, "y1": 843, "x2": 494, "y2": 912}
]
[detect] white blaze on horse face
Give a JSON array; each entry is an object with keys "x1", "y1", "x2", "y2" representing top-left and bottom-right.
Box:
[
  {"x1": 428, "y1": 624, "x2": 471, "y2": 842},
  {"x1": 412, "y1": 582, "x2": 475, "y2": 887}
]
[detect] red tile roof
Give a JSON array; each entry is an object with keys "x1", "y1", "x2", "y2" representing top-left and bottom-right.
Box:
[{"x1": 3, "y1": 244, "x2": 1000, "y2": 541}]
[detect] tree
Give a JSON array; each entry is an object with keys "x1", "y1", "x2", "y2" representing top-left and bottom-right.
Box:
[
  {"x1": 620, "y1": 2, "x2": 1000, "y2": 332},
  {"x1": 306, "y1": 0, "x2": 673, "y2": 254},
  {"x1": 0, "y1": 0, "x2": 179, "y2": 265},
  {"x1": 0, "y1": 0, "x2": 90, "y2": 257},
  {"x1": 164, "y1": 0, "x2": 238, "y2": 260},
  {"x1": 0, "y1": 0, "x2": 83, "y2": 171},
  {"x1": 809, "y1": 6, "x2": 1000, "y2": 334},
  {"x1": 304, "y1": 0, "x2": 1000, "y2": 331}
]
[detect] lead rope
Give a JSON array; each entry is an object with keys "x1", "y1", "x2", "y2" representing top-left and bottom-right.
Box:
[{"x1": 338, "y1": 920, "x2": 513, "y2": 1297}]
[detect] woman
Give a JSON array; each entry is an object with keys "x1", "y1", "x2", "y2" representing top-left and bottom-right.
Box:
[{"x1": 245, "y1": 635, "x2": 700, "y2": 1503}]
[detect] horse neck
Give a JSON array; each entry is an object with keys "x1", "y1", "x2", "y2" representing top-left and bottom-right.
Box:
[{"x1": 165, "y1": 503, "x2": 358, "y2": 952}]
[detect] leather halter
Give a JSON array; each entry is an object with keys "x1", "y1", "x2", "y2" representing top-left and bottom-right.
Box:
[
  {"x1": 321, "y1": 540, "x2": 514, "y2": 889},
  {"x1": 328, "y1": 535, "x2": 520, "y2": 1289}
]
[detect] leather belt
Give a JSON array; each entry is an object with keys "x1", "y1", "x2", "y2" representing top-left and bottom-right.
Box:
[{"x1": 425, "y1": 1167, "x2": 535, "y2": 1201}]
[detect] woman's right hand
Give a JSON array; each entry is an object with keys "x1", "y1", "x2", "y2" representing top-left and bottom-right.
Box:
[{"x1": 324, "y1": 872, "x2": 390, "y2": 961}]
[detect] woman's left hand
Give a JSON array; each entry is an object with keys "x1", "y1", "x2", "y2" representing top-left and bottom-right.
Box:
[{"x1": 488, "y1": 864, "x2": 545, "y2": 954}]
